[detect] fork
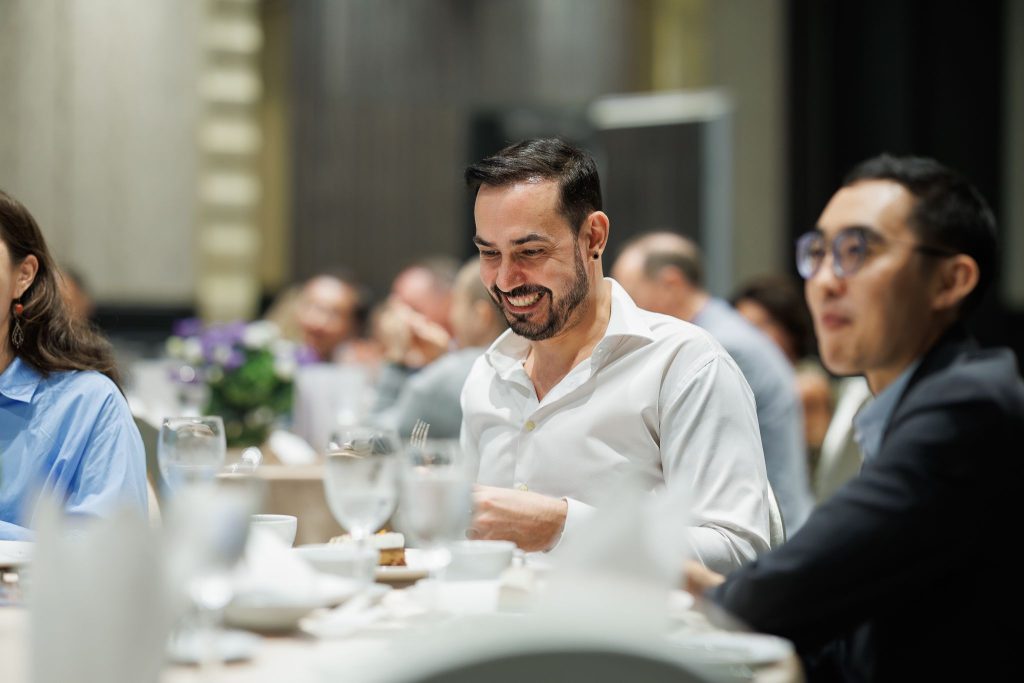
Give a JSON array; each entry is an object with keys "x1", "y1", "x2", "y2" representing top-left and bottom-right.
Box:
[{"x1": 410, "y1": 419, "x2": 430, "y2": 448}]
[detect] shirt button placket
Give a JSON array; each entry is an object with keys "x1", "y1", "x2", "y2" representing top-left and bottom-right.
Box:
[{"x1": 514, "y1": 418, "x2": 536, "y2": 492}]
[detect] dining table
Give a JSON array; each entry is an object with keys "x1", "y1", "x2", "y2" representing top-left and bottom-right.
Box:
[{"x1": 0, "y1": 555, "x2": 803, "y2": 683}]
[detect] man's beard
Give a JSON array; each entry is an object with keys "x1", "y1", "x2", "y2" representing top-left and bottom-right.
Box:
[{"x1": 491, "y1": 248, "x2": 590, "y2": 341}]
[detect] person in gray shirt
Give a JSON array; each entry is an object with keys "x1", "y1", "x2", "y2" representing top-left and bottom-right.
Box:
[
  {"x1": 613, "y1": 233, "x2": 813, "y2": 534},
  {"x1": 371, "y1": 259, "x2": 507, "y2": 438}
]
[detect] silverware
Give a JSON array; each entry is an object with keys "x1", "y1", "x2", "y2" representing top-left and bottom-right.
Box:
[{"x1": 410, "y1": 419, "x2": 430, "y2": 448}]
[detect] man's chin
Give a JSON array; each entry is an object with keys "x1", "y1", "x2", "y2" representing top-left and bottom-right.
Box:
[{"x1": 507, "y1": 314, "x2": 557, "y2": 341}]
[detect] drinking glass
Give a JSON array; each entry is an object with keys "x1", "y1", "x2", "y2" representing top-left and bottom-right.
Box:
[
  {"x1": 397, "y1": 439, "x2": 473, "y2": 585},
  {"x1": 158, "y1": 416, "x2": 227, "y2": 493},
  {"x1": 324, "y1": 426, "x2": 401, "y2": 547}
]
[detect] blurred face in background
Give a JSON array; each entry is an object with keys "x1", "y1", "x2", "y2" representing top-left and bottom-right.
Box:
[
  {"x1": 611, "y1": 248, "x2": 672, "y2": 315},
  {"x1": 391, "y1": 266, "x2": 452, "y2": 333},
  {"x1": 296, "y1": 275, "x2": 359, "y2": 361},
  {"x1": 734, "y1": 298, "x2": 799, "y2": 365}
]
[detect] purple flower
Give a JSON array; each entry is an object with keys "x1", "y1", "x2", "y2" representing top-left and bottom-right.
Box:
[
  {"x1": 223, "y1": 349, "x2": 246, "y2": 371},
  {"x1": 172, "y1": 317, "x2": 204, "y2": 339},
  {"x1": 199, "y1": 322, "x2": 247, "y2": 363},
  {"x1": 295, "y1": 345, "x2": 320, "y2": 366}
]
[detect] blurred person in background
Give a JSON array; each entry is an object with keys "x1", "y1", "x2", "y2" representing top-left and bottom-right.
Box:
[
  {"x1": 293, "y1": 270, "x2": 374, "y2": 364},
  {"x1": 460, "y1": 138, "x2": 770, "y2": 571},
  {"x1": 371, "y1": 257, "x2": 460, "y2": 372},
  {"x1": 59, "y1": 265, "x2": 96, "y2": 323},
  {"x1": 686, "y1": 155, "x2": 1021, "y2": 682},
  {"x1": 613, "y1": 234, "x2": 813, "y2": 534},
  {"x1": 371, "y1": 259, "x2": 507, "y2": 439},
  {"x1": 732, "y1": 275, "x2": 872, "y2": 501},
  {"x1": 0, "y1": 189, "x2": 147, "y2": 540}
]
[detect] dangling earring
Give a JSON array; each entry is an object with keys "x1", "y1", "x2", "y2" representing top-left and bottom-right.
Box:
[{"x1": 11, "y1": 300, "x2": 24, "y2": 349}]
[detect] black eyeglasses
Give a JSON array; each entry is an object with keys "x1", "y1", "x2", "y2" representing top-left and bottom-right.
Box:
[{"x1": 795, "y1": 226, "x2": 958, "y2": 280}]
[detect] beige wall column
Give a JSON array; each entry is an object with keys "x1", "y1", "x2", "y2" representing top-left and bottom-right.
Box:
[{"x1": 197, "y1": 0, "x2": 265, "y2": 322}]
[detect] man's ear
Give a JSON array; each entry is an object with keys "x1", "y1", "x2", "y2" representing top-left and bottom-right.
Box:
[
  {"x1": 13, "y1": 255, "x2": 39, "y2": 299},
  {"x1": 931, "y1": 254, "x2": 979, "y2": 312},
  {"x1": 580, "y1": 211, "x2": 610, "y2": 258}
]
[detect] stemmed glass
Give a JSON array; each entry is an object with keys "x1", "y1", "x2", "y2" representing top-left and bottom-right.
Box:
[
  {"x1": 324, "y1": 426, "x2": 402, "y2": 566},
  {"x1": 158, "y1": 416, "x2": 226, "y2": 492},
  {"x1": 396, "y1": 439, "x2": 473, "y2": 609},
  {"x1": 159, "y1": 416, "x2": 257, "y2": 671}
]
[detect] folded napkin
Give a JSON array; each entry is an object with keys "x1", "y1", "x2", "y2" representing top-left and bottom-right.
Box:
[
  {"x1": 538, "y1": 483, "x2": 691, "y2": 637},
  {"x1": 233, "y1": 528, "x2": 355, "y2": 605}
]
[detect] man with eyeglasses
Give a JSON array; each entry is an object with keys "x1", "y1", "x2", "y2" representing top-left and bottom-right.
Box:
[{"x1": 686, "y1": 154, "x2": 1023, "y2": 682}]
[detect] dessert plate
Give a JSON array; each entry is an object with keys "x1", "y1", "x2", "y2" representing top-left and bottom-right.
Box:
[{"x1": 375, "y1": 548, "x2": 429, "y2": 584}]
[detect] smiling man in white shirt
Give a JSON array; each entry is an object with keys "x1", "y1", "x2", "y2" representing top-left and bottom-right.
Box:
[{"x1": 460, "y1": 138, "x2": 771, "y2": 573}]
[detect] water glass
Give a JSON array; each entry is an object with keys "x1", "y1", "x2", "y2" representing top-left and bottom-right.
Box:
[
  {"x1": 397, "y1": 439, "x2": 473, "y2": 579},
  {"x1": 324, "y1": 426, "x2": 401, "y2": 546},
  {"x1": 158, "y1": 416, "x2": 226, "y2": 493}
]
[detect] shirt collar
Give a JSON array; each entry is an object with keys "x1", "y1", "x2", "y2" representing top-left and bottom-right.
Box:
[
  {"x1": 0, "y1": 356, "x2": 42, "y2": 404},
  {"x1": 484, "y1": 278, "x2": 655, "y2": 380},
  {"x1": 853, "y1": 359, "x2": 922, "y2": 463}
]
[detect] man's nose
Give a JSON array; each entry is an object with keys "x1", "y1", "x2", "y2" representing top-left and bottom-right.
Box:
[
  {"x1": 495, "y1": 259, "x2": 523, "y2": 293},
  {"x1": 808, "y1": 250, "x2": 845, "y2": 297}
]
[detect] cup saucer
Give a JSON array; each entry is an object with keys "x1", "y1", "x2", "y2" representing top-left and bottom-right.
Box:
[{"x1": 167, "y1": 629, "x2": 261, "y2": 665}]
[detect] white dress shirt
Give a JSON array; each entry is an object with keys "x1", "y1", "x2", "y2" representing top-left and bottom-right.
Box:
[{"x1": 460, "y1": 279, "x2": 770, "y2": 573}]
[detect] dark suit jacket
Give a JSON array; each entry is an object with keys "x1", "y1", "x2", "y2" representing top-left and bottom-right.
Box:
[{"x1": 709, "y1": 325, "x2": 1024, "y2": 683}]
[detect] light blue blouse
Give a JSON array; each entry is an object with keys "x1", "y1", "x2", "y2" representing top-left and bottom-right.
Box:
[{"x1": 0, "y1": 356, "x2": 147, "y2": 540}]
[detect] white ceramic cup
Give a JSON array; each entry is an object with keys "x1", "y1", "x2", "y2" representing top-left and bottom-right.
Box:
[
  {"x1": 250, "y1": 514, "x2": 298, "y2": 547},
  {"x1": 445, "y1": 540, "x2": 516, "y2": 580}
]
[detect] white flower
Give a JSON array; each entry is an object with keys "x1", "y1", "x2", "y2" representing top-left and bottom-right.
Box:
[
  {"x1": 274, "y1": 356, "x2": 297, "y2": 380},
  {"x1": 183, "y1": 338, "x2": 204, "y2": 365},
  {"x1": 213, "y1": 344, "x2": 233, "y2": 365},
  {"x1": 165, "y1": 336, "x2": 185, "y2": 359},
  {"x1": 243, "y1": 320, "x2": 279, "y2": 349},
  {"x1": 271, "y1": 339, "x2": 294, "y2": 357}
]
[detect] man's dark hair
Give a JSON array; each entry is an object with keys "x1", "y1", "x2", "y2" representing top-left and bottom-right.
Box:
[
  {"x1": 843, "y1": 154, "x2": 997, "y2": 314},
  {"x1": 731, "y1": 275, "x2": 815, "y2": 360},
  {"x1": 465, "y1": 138, "x2": 602, "y2": 236}
]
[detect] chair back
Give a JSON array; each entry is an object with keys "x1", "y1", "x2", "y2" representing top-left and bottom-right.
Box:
[
  {"x1": 132, "y1": 414, "x2": 165, "y2": 523},
  {"x1": 401, "y1": 646, "x2": 717, "y2": 683}
]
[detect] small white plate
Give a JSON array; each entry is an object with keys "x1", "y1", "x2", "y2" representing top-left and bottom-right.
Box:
[
  {"x1": 167, "y1": 629, "x2": 261, "y2": 665},
  {"x1": 375, "y1": 548, "x2": 429, "y2": 584},
  {"x1": 670, "y1": 631, "x2": 794, "y2": 666}
]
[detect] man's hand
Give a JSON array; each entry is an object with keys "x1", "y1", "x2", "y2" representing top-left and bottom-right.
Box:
[
  {"x1": 683, "y1": 559, "x2": 726, "y2": 596},
  {"x1": 470, "y1": 485, "x2": 568, "y2": 552},
  {"x1": 376, "y1": 299, "x2": 450, "y2": 368}
]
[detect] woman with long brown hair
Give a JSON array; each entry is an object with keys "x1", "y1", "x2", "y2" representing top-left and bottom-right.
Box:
[{"x1": 0, "y1": 189, "x2": 146, "y2": 540}]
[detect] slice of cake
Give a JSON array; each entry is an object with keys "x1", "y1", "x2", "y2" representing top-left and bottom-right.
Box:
[{"x1": 329, "y1": 530, "x2": 406, "y2": 566}]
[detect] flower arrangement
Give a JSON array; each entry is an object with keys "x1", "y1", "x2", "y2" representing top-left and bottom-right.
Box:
[{"x1": 166, "y1": 319, "x2": 318, "y2": 448}]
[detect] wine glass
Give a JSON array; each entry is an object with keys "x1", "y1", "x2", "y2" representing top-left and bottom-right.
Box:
[
  {"x1": 397, "y1": 439, "x2": 473, "y2": 599},
  {"x1": 324, "y1": 426, "x2": 401, "y2": 550},
  {"x1": 158, "y1": 416, "x2": 226, "y2": 494},
  {"x1": 164, "y1": 474, "x2": 263, "y2": 673}
]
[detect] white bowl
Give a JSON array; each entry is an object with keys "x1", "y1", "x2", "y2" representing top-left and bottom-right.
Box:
[
  {"x1": 223, "y1": 599, "x2": 321, "y2": 634},
  {"x1": 250, "y1": 514, "x2": 297, "y2": 547},
  {"x1": 446, "y1": 540, "x2": 516, "y2": 580},
  {"x1": 293, "y1": 544, "x2": 379, "y2": 583}
]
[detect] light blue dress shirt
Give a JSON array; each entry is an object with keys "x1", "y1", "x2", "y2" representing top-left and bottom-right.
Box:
[
  {"x1": 853, "y1": 360, "x2": 922, "y2": 464},
  {"x1": 0, "y1": 356, "x2": 147, "y2": 540}
]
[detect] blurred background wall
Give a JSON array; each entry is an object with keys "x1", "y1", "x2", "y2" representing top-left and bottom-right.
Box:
[{"x1": 0, "y1": 0, "x2": 1020, "y2": 361}]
